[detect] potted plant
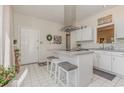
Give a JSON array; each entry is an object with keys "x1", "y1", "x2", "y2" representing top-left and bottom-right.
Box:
[
  {"x1": 0, "y1": 65, "x2": 16, "y2": 87},
  {"x1": 14, "y1": 49, "x2": 20, "y2": 73}
]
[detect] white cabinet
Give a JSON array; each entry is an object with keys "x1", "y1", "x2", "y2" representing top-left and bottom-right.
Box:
[
  {"x1": 94, "y1": 51, "x2": 112, "y2": 72},
  {"x1": 112, "y1": 55, "x2": 124, "y2": 76},
  {"x1": 82, "y1": 27, "x2": 93, "y2": 41},
  {"x1": 93, "y1": 52, "x2": 100, "y2": 67},
  {"x1": 94, "y1": 50, "x2": 124, "y2": 76},
  {"x1": 76, "y1": 29, "x2": 82, "y2": 41},
  {"x1": 75, "y1": 27, "x2": 93, "y2": 41},
  {"x1": 99, "y1": 54, "x2": 112, "y2": 71},
  {"x1": 115, "y1": 18, "x2": 124, "y2": 38}
]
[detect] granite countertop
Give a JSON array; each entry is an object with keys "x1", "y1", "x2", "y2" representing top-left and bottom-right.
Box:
[
  {"x1": 54, "y1": 50, "x2": 94, "y2": 56},
  {"x1": 89, "y1": 48, "x2": 124, "y2": 53}
]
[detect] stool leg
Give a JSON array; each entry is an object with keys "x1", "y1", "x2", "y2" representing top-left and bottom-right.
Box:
[
  {"x1": 58, "y1": 67, "x2": 61, "y2": 84},
  {"x1": 75, "y1": 70, "x2": 77, "y2": 87},
  {"x1": 66, "y1": 72, "x2": 69, "y2": 87},
  {"x1": 54, "y1": 64, "x2": 58, "y2": 83},
  {"x1": 47, "y1": 59, "x2": 49, "y2": 72},
  {"x1": 49, "y1": 62, "x2": 53, "y2": 78}
]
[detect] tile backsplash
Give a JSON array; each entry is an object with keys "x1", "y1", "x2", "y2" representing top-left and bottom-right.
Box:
[
  {"x1": 114, "y1": 39, "x2": 124, "y2": 50},
  {"x1": 80, "y1": 39, "x2": 124, "y2": 50}
]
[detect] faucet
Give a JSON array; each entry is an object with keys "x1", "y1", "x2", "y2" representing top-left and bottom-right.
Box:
[
  {"x1": 102, "y1": 42, "x2": 105, "y2": 49},
  {"x1": 110, "y1": 43, "x2": 114, "y2": 50}
]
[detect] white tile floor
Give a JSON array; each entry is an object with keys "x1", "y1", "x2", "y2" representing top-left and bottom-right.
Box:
[{"x1": 19, "y1": 63, "x2": 124, "y2": 87}]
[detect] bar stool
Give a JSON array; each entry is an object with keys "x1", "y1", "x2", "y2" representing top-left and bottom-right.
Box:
[
  {"x1": 58, "y1": 62, "x2": 78, "y2": 87},
  {"x1": 49, "y1": 59, "x2": 63, "y2": 83},
  {"x1": 46, "y1": 56, "x2": 59, "y2": 72}
]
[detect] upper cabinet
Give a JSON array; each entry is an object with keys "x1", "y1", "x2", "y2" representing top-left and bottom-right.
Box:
[
  {"x1": 115, "y1": 18, "x2": 124, "y2": 38},
  {"x1": 82, "y1": 27, "x2": 93, "y2": 41},
  {"x1": 76, "y1": 27, "x2": 93, "y2": 41},
  {"x1": 76, "y1": 29, "x2": 82, "y2": 41}
]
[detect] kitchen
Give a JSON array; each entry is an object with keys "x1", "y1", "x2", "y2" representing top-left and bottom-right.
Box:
[
  {"x1": 69, "y1": 6, "x2": 124, "y2": 86},
  {"x1": 1, "y1": 5, "x2": 124, "y2": 87},
  {"x1": 54, "y1": 5, "x2": 124, "y2": 86}
]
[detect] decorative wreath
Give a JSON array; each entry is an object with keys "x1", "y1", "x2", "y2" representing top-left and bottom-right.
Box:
[{"x1": 46, "y1": 34, "x2": 52, "y2": 41}]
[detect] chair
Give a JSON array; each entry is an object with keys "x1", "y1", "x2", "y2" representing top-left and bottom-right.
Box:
[
  {"x1": 49, "y1": 59, "x2": 63, "y2": 83},
  {"x1": 46, "y1": 56, "x2": 59, "y2": 72},
  {"x1": 58, "y1": 62, "x2": 78, "y2": 87}
]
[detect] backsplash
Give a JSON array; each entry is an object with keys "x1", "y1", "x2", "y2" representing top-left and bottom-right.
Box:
[
  {"x1": 114, "y1": 39, "x2": 124, "y2": 50},
  {"x1": 80, "y1": 39, "x2": 124, "y2": 50}
]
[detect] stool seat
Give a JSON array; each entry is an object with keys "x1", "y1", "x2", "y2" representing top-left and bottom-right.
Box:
[
  {"x1": 47, "y1": 56, "x2": 59, "y2": 60},
  {"x1": 46, "y1": 56, "x2": 59, "y2": 73},
  {"x1": 58, "y1": 62, "x2": 78, "y2": 71},
  {"x1": 49, "y1": 59, "x2": 63, "y2": 83}
]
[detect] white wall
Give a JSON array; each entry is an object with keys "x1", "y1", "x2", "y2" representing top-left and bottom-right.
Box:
[
  {"x1": 0, "y1": 6, "x2": 3, "y2": 65},
  {"x1": 75, "y1": 6, "x2": 124, "y2": 49},
  {"x1": 14, "y1": 13, "x2": 66, "y2": 62},
  {"x1": 3, "y1": 6, "x2": 13, "y2": 68}
]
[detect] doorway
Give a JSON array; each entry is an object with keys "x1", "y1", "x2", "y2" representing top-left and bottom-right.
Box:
[{"x1": 21, "y1": 28, "x2": 40, "y2": 65}]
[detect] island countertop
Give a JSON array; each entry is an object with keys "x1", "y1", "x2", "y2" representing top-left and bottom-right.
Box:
[
  {"x1": 51, "y1": 49, "x2": 94, "y2": 86},
  {"x1": 53, "y1": 49, "x2": 94, "y2": 56}
]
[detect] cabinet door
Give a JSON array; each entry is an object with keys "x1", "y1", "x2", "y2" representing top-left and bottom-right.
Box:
[
  {"x1": 82, "y1": 28, "x2": 86, "y2": 41},
  {"x1": 93, "y1": 53, "x2": 99, "y2": 67},
  {"x1": 82, "y1": 27, "x2": 93, "y2": 41},
  {"x1": 76, "y1": 29, "x2": 82, "y2": 41},
  {"x1": 115, "y1": 18, "x2": 124, "y2": 38},
  {"x1": 99, "y1": 54, "x2": 112, "y2": 71},
  {"x1": 112, "y1": 56, "x2": 124, "y2": 76}
]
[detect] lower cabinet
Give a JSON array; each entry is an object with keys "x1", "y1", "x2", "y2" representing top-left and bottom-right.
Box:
[
  {"x1": 112, "y1": 56, "x2": 124, "y2": 76},
  {"x1": 93, "y1": 51, "x2": 112, "y2": 72},
  {"x1": 99, "y1": 54, "x2": 112, "y2": 72},
  {"x1": 93, "y1": 53, "x2": 100, "y2": 67},
  {"x1": 94, "y1": 51, "x2": 124, "y2": 76}
]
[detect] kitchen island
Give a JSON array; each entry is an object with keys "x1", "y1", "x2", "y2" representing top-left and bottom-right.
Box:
[{"x1": 54, "y1": 50, "x2": 94, "y2": 87}]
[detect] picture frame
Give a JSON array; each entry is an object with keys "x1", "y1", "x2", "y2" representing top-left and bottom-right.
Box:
[{"x1": 53, "y1": 35, "x2": 62, "y2": 44}]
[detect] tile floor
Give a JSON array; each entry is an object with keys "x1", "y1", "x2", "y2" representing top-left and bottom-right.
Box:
[{"x1": 19, "y1": 63, "x2": 124, "y2": 87}]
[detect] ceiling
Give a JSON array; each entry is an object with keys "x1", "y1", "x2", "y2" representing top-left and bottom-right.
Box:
[
  {"x1": 76, "y1": 5, "x2": 115, "y2": 22},
  {"x1": 13, "y1": 5, "x2": 116, "y2": 24},
  {"x1": 13, "y1": 5, "x2": 64, "y2": 24}
]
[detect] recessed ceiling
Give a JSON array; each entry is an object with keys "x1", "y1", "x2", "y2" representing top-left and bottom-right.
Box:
[{"x1": 13, "y1": 5, "x2": 116, "y2": 24}]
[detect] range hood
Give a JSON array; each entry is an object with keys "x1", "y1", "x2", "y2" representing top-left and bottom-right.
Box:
[{"x1": 61, "y1": 5, "x2": 80, "y2": 32}]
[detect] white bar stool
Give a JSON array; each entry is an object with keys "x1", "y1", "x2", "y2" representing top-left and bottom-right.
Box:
[
  {"x1": 49, "y1": 59, "x2": 63, "y2": 83},
  {"x1": 58, "y1": 62, "x2": 78, "y2": 87},
  {"x1": 46, "y1": 56, "x2": 59, "y2": 72}
]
